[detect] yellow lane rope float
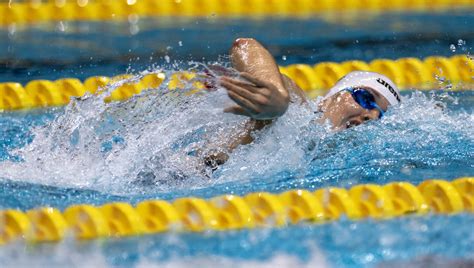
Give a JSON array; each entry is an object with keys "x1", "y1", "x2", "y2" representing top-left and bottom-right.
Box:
[
  {"x1": 0, "y1": 55, "x2": 472, "y2": 111},
  {"x1": 0, "y1": 177, "x2": 472, "y2": 244},
  {"x1": 1, "y1": 0, "x2": 473, "y2": 26}
]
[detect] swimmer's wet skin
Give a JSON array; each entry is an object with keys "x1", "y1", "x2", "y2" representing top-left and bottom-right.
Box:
[{"x1": 204, "y1": 38, "x2": 401, "y2": 168}]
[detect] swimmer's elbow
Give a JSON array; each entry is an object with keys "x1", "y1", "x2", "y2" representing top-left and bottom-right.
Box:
[
  {"x1": 233, "y1": 37, "x2": 257, "y2": 47},
  {"x1": 231, "y1": 38, "x2": 263, "y2": 55}
]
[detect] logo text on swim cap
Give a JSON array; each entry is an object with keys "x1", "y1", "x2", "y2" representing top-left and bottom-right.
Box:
[{"x1": 376, "y1": 78, "x2": 400, "y2": 102}]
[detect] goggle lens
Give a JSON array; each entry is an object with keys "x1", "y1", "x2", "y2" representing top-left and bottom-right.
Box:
[{"x1": 346, "y1": 88, "x2": 384, "y2": 118}]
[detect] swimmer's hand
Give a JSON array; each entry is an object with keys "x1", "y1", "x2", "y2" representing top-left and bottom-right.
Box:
[
  {"x1": 220, "y1": 72, "x2": 290, "y2": 120},
  {"x1": 203, "y1": 150, "x2": 229, "y2": 171}
]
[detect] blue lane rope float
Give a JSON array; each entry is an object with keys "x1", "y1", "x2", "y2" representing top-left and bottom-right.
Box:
[
  {"x1": 0, "y1": 177, "x2": 472, "y2": 244},
  {"x1": 1, "y1": 55, "x2": 473, "y2": 111}
]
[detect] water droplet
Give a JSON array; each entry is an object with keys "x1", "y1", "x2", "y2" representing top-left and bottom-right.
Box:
[
  {"x1": 282, "y1": 55, "x2": 287, "y2": 61},
  {"x1": 449, "y1": 44, "x2": 456, "y2": 52},
  {"x1": 7, "y1": 23, "x2": 16, "y2": 37},
  {"x1": 128, "y1": 14, "x2": 139, "y2": 24},
  {"x1": 57, "y1": 21, "x2": 66, "y2": 32},
  {"x1": 130, "y1": 25, "x2": 140, "y2": 35},
  {"x1": 364, "y1": 254, "x2": 375, "y2": 263}
]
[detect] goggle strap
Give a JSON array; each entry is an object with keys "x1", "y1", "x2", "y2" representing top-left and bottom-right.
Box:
[{"x1": 372, "y1": 102, "x2": 384, "y2": 118}]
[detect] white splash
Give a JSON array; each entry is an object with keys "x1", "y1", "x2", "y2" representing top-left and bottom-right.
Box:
[{"x1": 0, "y1": 238, "x2": 328, "y2": 268}]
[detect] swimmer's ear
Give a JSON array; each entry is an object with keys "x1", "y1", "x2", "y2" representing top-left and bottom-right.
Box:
[{"x1": 224, "y1": 105, "x2": 252, "y2": 116}]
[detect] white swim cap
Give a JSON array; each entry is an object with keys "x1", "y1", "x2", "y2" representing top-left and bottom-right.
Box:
[{"x1": 324, "y1": 71, "x2": 401, "y2": 106}]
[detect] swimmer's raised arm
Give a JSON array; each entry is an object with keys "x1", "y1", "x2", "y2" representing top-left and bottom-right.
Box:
[
  {"x1": 202, "y1": 38, "x2": 309, "y2": 170},
  {"x1": 220, "y1": 38, "x2": 298, "y2": 120}
]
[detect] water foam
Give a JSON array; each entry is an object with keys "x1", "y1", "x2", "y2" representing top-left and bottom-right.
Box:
[{"x1": 0, "y1": 240, "x2": 328, "y2": 268}]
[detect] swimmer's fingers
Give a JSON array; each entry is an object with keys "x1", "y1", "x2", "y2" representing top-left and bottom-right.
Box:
[
  {"x1": 220, "y1": 80, "x2": 269, "y2": 106},
  {"x1": 223, "y1": 105, "x2": 252, "y2": 116},
  {"x1": 226, "y1": 90, "x2": 261, "y2": 114},
  {"x1": 220, "y1": 76, "x2": 260, "y2": 93},
  {"x1": 239, "y1": 72, "x2": 277, "y2": 93}
]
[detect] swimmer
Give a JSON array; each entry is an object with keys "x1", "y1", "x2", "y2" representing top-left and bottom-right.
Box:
[{"x1": 203, "y1": 38, "x2": 401, "y2": 169}]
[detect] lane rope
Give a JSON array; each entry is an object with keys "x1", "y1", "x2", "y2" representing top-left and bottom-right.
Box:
[
  {"x1": 0, "y1": 177, "x2": 472, "y2": 244},
  {"x1": 1, "y1": 0, "x2": 473, "y2": 26},
  {"x1": 1, "y1": 55, "x2": 472, "y2": 111}
]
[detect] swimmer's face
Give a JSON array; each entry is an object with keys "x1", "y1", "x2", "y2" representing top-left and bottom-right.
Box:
[{"x1": 318, "y1": 88, "x2": 390, "y2": 130}]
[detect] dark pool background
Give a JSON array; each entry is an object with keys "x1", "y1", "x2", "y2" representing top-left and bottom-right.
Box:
[
  {"x1": 1, "y1": 11, "x2": 473, "y2": 83},
  {"x1": 0, "y1": 10, "x2": 473, "y2": 268}
]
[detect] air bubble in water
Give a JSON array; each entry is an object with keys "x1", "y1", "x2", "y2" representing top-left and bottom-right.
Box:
[
  {"x1": 178, "y1": 41, "x2": 183, "y2": 47},
  {"x1": 457, "y1": 39, "x2": 466, "y2": 47},
  {"x1": 164, "y1": 55, "x2": 170, "y2": 63},
  {"x1": 282, "y1": 55, "x2": 287, "y2": 61},
  {"x1": 449, "y1": 44, "x2": 456, "y2": 52}
]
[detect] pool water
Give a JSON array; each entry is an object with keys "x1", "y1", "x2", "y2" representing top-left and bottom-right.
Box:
[
  {"x1": 1, "y1": 10, "x2": 474, "y2": 268},
  {"x1": 0, "y1": 85, "x2": 473, "y2": 267}
]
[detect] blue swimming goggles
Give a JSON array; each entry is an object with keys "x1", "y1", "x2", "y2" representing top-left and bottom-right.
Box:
[{"x1": 345, "y1": 88, "x2": 384, "y2": 119}]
